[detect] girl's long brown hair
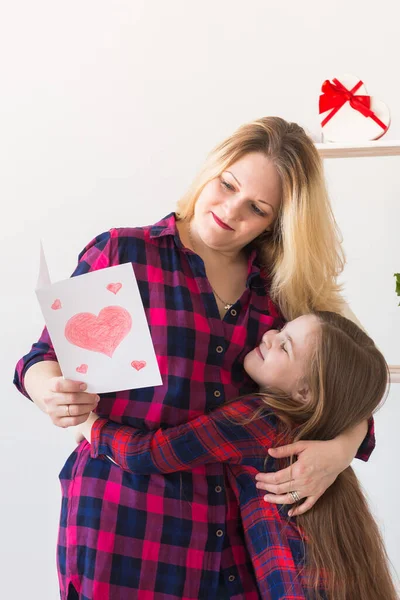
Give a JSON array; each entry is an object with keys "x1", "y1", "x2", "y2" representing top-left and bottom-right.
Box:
[{"x1": 252, "y1": 311, "x2": 397, "y2": 599}]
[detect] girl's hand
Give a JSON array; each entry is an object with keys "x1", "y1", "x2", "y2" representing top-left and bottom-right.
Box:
[
  {"x1": 255, "y1": 438, "x2": 350, "y2": 516},
  {"x1": 42, "y1": 376, "x2": 100, "y2": 428},
  {"x1": 75, "y1": 412, "x2": 100, "y2": 443},
  {"x1": 73, "y1": 427, "x2": 85, "y2": 444}
]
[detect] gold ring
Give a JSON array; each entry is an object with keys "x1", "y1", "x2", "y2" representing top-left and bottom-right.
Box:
[
  {"x1": 65, "y1": 404, "x2": 71, "y2": 418},
  {"x1": 289, "y1": 490, "x2": 301, "y2": 502}
]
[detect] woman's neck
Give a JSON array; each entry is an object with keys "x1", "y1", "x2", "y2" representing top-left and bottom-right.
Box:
[{"x1": 177, "y1": 219, "x2": 246, "y2": 267}]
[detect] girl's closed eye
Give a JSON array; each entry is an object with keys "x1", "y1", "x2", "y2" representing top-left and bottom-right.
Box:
[{"x1": 280, "y1": 341, "x2": 288, "y2": 353}]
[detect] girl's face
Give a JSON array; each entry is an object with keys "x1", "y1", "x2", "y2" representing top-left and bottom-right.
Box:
[
  {"x1": 244, "y1": 315, "x2": 320, "y2": 398},
  {"x1": 192, "y1": 152, "x2": 281, "y2": 255}
]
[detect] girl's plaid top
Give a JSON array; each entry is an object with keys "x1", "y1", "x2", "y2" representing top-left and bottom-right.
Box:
[{"x1": 13, "y1": 213, "x2": 375, "y2": 600}]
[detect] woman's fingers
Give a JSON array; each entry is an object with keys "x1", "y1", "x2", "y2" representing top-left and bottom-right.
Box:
[
  {"x1": 288, "y1": 496, "x2": 317, "y2": 517},
  {"x1": 268, "y1": 441, "x2": 308, "y2": 458},
  {"x1": 255, "y1": 465, "x2": 294, "y2": 487},
  {"x1": 55, "y1": 402, "x2": 99, "y2": 427},
  {"x1": 262, "y1": 492, "x2": 301, "y2": 505},
  {"x1": 42, "y1": 378, "x2": 100, "y2": 427},
  {"x1": 57, "y1": 403, "x2": 99, "y2": 419},
  {"x1": 256, "y1": 479, "x2": 295, "y2": 495},
  {"x1": 43, "y1": 392, "x2": 99, "y2": 412},
  {"x1": 49, "y1": 376, "x2": 87, "y2": 394},
  {"x1": 260, "y1": 489, "x2": 319, "y2": 516}
]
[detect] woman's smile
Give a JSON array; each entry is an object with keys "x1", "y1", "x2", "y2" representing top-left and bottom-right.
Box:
[{"x1": 211, "y1": 211, "x2": 234, "y2": 230}]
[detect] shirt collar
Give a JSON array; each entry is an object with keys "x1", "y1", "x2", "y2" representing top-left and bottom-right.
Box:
[{"x1": 149, "y1": 212, "x2": 178, "y2": 239}]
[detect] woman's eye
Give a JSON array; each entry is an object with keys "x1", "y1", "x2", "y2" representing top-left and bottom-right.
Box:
[
  {"x1": 221, "y1": 179, "x2": 234, "y2": 191},
  {"x1": 280, "y1": 342, "x2": 288, "y2": 353},
  {"x1": 251, "y1": 203, "x2": 267, "y2": 218}
]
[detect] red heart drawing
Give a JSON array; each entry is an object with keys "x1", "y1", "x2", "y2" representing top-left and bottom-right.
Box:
[
  {"x1": 65, "y1": 306, "x2": 132, "y2": 357},
  {"x1": 131, "y1": 360, "x2": 146, "y2": 371},
  {"x1": 107, "y1": 283, "x2": 122, "y2": 295},
  {"x1": 76, "y1": 364, "x2": 88, "y2": 374},
  {"x1": 51, "y1": 299, "x2": 62, "y2": 310}
]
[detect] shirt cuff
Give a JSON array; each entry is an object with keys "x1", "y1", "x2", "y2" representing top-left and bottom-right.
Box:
[
  {"x1": 90, "y1": 417, "x2": 109, "y2": 458},
  {"x1": 355, "y1": 416, "x2": 375, "y2": 462}
]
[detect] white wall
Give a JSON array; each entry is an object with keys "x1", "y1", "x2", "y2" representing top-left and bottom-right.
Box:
[{"x1": 2, "y1": 1, "x2": 399, "y2": 597}]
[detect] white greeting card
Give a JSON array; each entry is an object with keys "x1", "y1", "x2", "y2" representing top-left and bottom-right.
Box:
[{"x1": 35, "y1": 245, "x2": 162, "y2": 393}]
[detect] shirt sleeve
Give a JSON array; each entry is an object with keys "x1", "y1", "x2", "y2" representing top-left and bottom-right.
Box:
[
  {"x1": 90, "y1": 397, "x2": 277, "y2": 474},
  {"x1": 13, "y1": 230, "x2": 118, "y2": 400},
  {"x1": 355, "y1": 416, "x2": 375, "y2": 462}
]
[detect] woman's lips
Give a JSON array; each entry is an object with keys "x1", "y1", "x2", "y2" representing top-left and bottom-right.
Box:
[{"x1": 211, "y1": 212, "x2": 234, "y2": 230}]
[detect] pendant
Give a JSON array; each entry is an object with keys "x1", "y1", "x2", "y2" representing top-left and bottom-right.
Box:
[{"x1": 224, "y1": 304, "x2": 233, "y2": 310}]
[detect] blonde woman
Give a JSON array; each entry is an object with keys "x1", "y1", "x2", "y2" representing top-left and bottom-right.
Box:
[{"x1": 14, "y1": 117, "x2": 374, "y2": 599}]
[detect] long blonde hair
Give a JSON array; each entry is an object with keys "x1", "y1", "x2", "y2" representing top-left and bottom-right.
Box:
[
  {"x1": 242, "y1": 311, "x2": 397, "y2": 599},
  {"x1": 176, "y1": 117, "x2": 345, "y2": 320}
]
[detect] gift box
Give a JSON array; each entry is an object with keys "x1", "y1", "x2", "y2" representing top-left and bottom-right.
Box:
[{"x1": 319, "y1": 74, "x2": 390, "y2": 142}]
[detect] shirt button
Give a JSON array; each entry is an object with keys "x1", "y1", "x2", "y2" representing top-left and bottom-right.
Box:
[
  {"x1": 216, "y1": 345, "x2": 224, "y2": 353},
  {"x1": 228, "y1": 575, "x2": 236, "y2": 582},
  {"x1": 216, "y1": 529, "x2": 224, "y2": 537},
  {"x1": 215, "y1": 485, "x2": 222, "y2": 493},
  {"x1": 214, "y1": 390, "x2": 221, "y2": 398},
  {"x1": 230, "y1": 309, "x2": 237, "y2": 317}
]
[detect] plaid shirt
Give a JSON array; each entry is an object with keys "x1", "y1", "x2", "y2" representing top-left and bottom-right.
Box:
[{"x1": 14, "y1": 213, "x2": 374, "y2": 600}]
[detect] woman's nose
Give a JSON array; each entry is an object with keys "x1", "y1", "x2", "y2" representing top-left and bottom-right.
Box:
[{"x1": 223, "y1": 196, "x2": 242, "y2": 221}]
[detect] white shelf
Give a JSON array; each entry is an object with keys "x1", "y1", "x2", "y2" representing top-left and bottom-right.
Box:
[
  {"x1": 389, "y1": 366, "x2": 400, "y2": 384},
  {"x1": 315, "y1": 140, "x2": 400, "y2": 158}
]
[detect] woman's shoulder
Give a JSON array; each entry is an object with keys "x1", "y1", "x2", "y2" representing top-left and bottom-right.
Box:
[
  {"x1": 81, "y1": 213, "x2": 177, "y2": 265},
  {"x1": 112, "y1": 212, "x2": 177, "y2": 245}
]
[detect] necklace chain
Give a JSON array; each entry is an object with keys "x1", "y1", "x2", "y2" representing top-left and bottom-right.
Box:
[{"x1": 188, "y1": 222, "x2": 233, "y2": 311}]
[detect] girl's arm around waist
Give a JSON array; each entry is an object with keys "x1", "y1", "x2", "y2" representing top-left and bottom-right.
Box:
[{"x1": 81, "y1": 397, "x2": 277, "y2": 474}]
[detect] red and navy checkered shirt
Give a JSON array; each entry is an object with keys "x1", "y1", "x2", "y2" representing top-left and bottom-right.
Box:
[{"x1": 13, "y1": 213, "x2": 374, "y2": 600}]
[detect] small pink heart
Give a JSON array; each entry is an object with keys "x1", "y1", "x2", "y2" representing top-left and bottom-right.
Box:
[
  {"x1": 107, "y1": 283, "x2": 122, "y2": 295},
  {"x1": 131, "y1": 360, "x2": 146, "y2": 371},
  {"x1": 76, "y1": 364, "x2": 88, "y2": 374},
  {"x1": 51, "y1": 299, "x2": 62, "y2": 310}
]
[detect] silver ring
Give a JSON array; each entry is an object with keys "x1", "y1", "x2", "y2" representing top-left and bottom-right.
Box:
[
  {"x1": 289, "y1": 490, "x2": 301, "y2": 502},
  {"x1": 65, "y1": 404, "x2": 71, "y2": 418}
]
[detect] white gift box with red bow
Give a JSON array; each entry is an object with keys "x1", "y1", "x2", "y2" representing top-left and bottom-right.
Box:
[{"x1": 319, "y1": 75, "x2": 391, "y2": 142}]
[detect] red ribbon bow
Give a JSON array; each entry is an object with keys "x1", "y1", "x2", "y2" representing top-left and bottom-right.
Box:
[{"x1": 319, "y1": 78, "x2": 387, "y2": 131}]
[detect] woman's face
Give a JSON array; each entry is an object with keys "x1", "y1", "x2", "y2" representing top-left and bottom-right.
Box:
[
  {"x1": 244, "y1": 315, "x2": 320, "y2": 397},
  {"x1": 192, "y1": 152, "x2": 281, "y2": 254}
]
